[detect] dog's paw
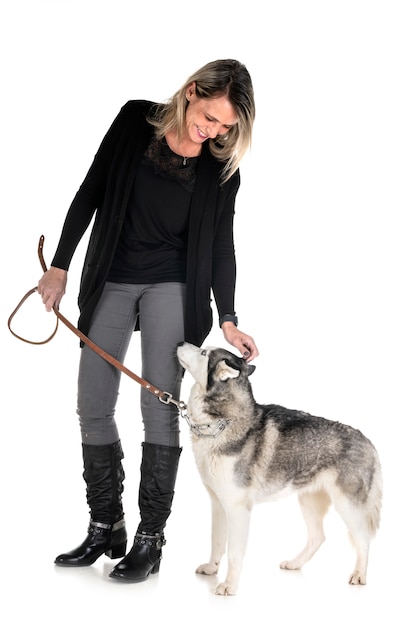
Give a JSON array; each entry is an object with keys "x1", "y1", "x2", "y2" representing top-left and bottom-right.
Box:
[
  {"x1": 215, "y1": 581, "x2": 237, "y2": 596},
  {"x1": 196, "y1": 562, "x2": 219, "y2": 576},
  {"x1": 349, "y1": 570, "x2": 367, "y2": 585},
  {"x1": 279, "y1": 559, "x2": 302, "y2": 571}
]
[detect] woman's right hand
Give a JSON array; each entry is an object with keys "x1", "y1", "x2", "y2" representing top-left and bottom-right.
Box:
[{"x1": 38, "y1": 266, "x2": 67, "y2": 312}]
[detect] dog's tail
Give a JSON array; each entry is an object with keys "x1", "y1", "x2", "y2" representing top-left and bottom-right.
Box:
[{"x1": 366, "y1": 456, "x2": 383, "y2": 535}]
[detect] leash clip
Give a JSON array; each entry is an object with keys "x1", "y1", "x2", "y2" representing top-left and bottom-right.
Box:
[{"x1": 159, "y1": 392, "x2": 187, "y2": 411}]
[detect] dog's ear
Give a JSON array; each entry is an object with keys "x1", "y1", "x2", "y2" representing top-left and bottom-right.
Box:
[
  {"x1": 247, "y1": 364, "x2": 256, "y2": 377},
  {"x1": 216, "y1": 359, "x2": 241, "y2": 382},
  {"x1": 224, "y1": 356, "x2": 256, "y2": 377}
]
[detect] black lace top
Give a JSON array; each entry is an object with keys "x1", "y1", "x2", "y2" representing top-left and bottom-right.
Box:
[
  {"x1": 108, "y1": 136, "x2": 199, "y2": 284},
  {"x1": 143, "y1": 135, "x2": 198, "y2": 192}
]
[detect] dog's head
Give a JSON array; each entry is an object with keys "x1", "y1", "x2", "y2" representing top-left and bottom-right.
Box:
[{"x1": 177, "y1": 342, "x2": 256, "y2": 390}]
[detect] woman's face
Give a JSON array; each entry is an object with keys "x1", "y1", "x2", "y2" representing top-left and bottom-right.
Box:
[{"x1": 184, "y1": 82, "x2": 237, "y2": 146}]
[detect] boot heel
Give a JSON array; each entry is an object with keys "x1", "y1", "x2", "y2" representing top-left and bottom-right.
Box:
[
  {"x1": 151, "y1": 559, "x2": 161, "y2": 574},
  {"x1": 106, "y1": 541, "x2": 127, "y2": 559}
]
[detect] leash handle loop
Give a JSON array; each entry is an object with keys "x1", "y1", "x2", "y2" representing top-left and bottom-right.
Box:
[{"x1": 7, "y1": 235, "x2": 59, "y2": 345}]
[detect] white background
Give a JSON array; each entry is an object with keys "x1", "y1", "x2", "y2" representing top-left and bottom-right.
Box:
[{"x1": 1, "y1": 1, "x2": 414, "y2": 624}]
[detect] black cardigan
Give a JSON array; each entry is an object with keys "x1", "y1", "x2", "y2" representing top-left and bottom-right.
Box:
[{"x1": 51, "y1": 100, "x2": 240, "y2": 347}]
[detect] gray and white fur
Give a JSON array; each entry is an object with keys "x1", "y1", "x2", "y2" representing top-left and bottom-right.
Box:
[{"x1": 177, "y1": 342, "x2": 382, "y2": 596}]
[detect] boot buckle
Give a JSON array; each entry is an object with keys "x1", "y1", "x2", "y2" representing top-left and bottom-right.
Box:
[{"x1": 135, "y1": 532, "x2": 165, "y2": 549}]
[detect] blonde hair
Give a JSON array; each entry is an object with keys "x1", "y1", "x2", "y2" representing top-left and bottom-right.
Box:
[{"x1": 149, "y1": 59, "x2": 255, "y2": 182}]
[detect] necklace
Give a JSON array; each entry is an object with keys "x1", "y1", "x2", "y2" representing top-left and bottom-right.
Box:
[{"x1": 164, "y1": 133, "x2": 200, "y2": 166}]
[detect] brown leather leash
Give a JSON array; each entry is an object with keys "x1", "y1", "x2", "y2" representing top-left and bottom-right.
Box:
[{"x1": 8, "y1": 235, "x2": 186, "y2": 411}]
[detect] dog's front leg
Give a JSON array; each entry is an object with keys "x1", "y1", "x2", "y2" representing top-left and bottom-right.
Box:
[
  {"x1": 196, "y1": 489, "x2": 227, "y2": 577},
  {"x1": 215, "y1": 503, "x2": 251, "y2": 596}
]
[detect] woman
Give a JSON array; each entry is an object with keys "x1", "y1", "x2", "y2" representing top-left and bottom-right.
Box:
[{"x1": 38, "y1": 59, "x2": 259, "y2": 582}]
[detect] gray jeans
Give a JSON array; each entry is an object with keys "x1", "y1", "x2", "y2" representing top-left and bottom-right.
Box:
[{"x1": 77, "y1": 281, "x2": 186, "y2": 447}]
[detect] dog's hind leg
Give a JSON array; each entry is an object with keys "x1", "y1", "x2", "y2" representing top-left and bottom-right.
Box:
[
  {"x1": 196, "y1": 488, "x2": 227, "y2": 577},
  {"x1": 332, "y1": 496, "x2": 372, "y2": 585},
  {"x1": 280, "y1": 490, "x2": 330, "y2": 571}
]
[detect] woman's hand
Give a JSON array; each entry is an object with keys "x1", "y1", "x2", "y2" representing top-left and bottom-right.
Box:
[
  {"x1": 221, "y1": 322, "x2": 259, "y2": 362},
  {"x1": 37, "y1": 266, "x2": 67, "y2": 312}
]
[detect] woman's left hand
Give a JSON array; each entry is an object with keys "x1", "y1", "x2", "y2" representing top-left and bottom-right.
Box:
[{"x1": 221, "y1": 322, "x2": 259, "y2": 362}]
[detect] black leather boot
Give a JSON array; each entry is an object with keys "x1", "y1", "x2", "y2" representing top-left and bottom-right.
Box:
[
  {"x1": 54, "y1": 518, "x2": 127, "y2": 566},
  {"x1": 109, "y1": 442, "x2": 181, "y2": 582},
  {"x1": 108, "y1": 531, "x2": 165, "y2": 581},
  {"x1": 55, "y1": 440, "x2": 127, "y2": 567}
]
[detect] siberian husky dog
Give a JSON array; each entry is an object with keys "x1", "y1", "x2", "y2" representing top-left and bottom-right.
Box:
[{"x1": 177, "y1": 342, "x2": 382, "y2": 596}]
